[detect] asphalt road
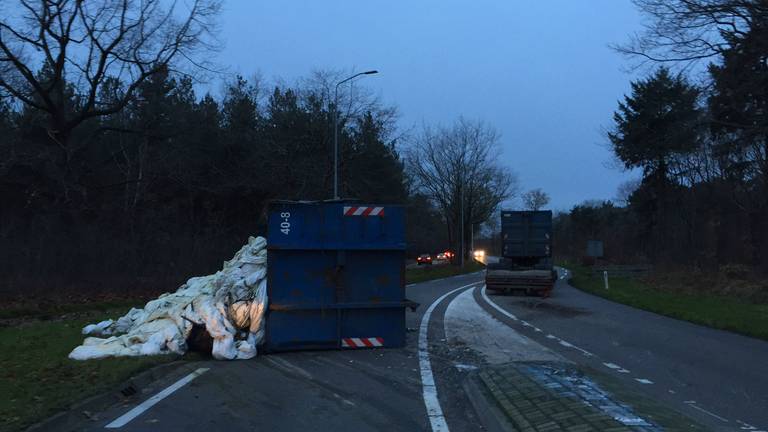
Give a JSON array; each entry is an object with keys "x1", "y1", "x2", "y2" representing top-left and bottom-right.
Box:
[
  {"x1": 75, "y1": 271, "x2": 487, "y2": 432},
  {"x1": 405, "y1": 258, "x2": 450, "y2": 269},
  {"x1": 66, "y1": 267, "x2": 768, "y2": 432},
  {"x1": 477, "y1": 268, "x2": 768, "y2": 432}
]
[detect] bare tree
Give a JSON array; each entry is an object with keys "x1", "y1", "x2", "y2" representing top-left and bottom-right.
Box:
[
  {"x1": 615, "y1": 0, "x2": 766, "y2": 69},
  {"x1": 407, "y1": 117, "x2": 518, "y2": 259},
  {"x1": 0, "y1": 0, "x2": 221, "y2": 148},
  {"x1": 522, "y1": 188, "x2": 550, "y2": 211}
]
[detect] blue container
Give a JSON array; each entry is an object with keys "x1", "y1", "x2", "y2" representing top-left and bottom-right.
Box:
[{"x1": 264, "y1": 201, "x2": 413, "y2": 352}]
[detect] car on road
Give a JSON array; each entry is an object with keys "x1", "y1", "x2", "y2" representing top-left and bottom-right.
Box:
[{"x1": 417, "y1": 254, "x2": 433, "y2": 265}]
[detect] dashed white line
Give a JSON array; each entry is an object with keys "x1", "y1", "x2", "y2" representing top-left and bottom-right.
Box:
[
  {"x1": 736, "y1": 420, "x2": 767, "y2": 432},
  {"x1": 419, "y1": 281, "x2": 481, "y2": 432},
  {"x1": 479, "y1": 276, "x2": 760, "y2": 431},
  {"x1": 603, "y1": 362, "x2": 630, "y2": 373},
  {"x1": 105, "y1": 367, "x2": 209, "y2": 428},
  {"x1": 480, "y1": 286, "x2": 593, "y2": 360},
  {"x1": 684, "y1": 401, "x2": 729, "y2": 422}
]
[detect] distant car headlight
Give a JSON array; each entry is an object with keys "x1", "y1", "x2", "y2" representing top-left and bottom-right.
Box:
[{"x1": 473, "y1": 250, "x2": 485, "y2": 257}]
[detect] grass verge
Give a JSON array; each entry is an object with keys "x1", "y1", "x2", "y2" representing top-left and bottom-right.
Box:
[
  {"x1": 0, "y1": 307, "x2": 175, "y2": 432},
  {"x1": 0, "y1": 298, "x2": 156, "y2": 321},
  {"x1": 563, "y1": 262, "x2": 768, "y2": 341},
  {"x1": 406, "y1": 260, "x2": 485, "y2": 285}
]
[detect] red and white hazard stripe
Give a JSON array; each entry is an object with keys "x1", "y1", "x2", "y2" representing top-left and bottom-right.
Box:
[
  {"x1": 343, "y1": 206, "x2": 385, "y2": 217},
  {"x1": 341, "y1": 337, "x2": 384, "y2": 348}
]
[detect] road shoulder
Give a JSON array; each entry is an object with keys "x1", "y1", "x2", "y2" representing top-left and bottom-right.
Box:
[{"x1": 441, "y1": 285, "x2": 706, "y2": 431}]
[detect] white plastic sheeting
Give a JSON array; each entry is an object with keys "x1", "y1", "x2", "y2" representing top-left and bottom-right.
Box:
[{"x1": 69, "y1": 236, "x2": 269, "y2": 361}]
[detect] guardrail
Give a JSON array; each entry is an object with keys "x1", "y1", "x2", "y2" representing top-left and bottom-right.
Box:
[{"x1": 590, "y1": 265, "x2": 652, "y2": 278}]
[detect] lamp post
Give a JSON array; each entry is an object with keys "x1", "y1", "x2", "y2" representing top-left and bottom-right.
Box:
[
  {"x1": 333, "y1": 70, "x2": 378, "y2": 200},
  {"x1": 460, "y1": 180, "x2": 464, "y2": 268}
]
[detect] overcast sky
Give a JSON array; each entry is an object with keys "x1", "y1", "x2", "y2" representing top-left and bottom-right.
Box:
[{"x1": 215, "y1": 1, "x2": 643, "y2": 211}]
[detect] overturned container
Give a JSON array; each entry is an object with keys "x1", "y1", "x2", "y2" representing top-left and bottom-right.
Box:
[{"x1": 264, "y1": 201, "x2": 415, "y2": 352}]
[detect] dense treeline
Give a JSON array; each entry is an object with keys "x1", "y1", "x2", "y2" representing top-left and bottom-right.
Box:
[
  {"x1": 556, "y1": 0, "x2": 768, "y2": 274},
  {"x1": 0, "y1": 68, "x2": 446, "y2": 298}
]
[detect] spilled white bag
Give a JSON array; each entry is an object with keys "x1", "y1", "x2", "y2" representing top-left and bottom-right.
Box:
[{"x1": 69, "y1": 236, "x2": 269, "y2": 360}]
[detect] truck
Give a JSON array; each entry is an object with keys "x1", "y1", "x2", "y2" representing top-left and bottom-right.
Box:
[{"x1": 485, "y1": 210, "x2": 556, "y2": 297}]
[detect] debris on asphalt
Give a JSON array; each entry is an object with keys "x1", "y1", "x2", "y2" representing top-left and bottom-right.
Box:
[{"x1": 69, "y1": 236, "x2": 268, "y2": 360}]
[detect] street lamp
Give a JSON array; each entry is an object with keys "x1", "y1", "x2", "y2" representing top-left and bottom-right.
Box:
[{"x1": 333, "y1": 70, "x2": 378, "y2": 200}]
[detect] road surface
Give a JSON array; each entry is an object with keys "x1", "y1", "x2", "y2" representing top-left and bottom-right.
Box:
[
  {"x1": 478, "y1": 267, "x2": 768, "y2": 431},
  {"x1": 59, "y1": 269, "x2": 767, "y2": 431}
]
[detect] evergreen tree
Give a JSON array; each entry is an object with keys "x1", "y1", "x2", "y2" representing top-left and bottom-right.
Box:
[
  {"x1": 609, "y1": 68, "x2": 700, "y2": 182},
  {"x1": 608, "y1": 68, "x2": 701, "y2": 260}
]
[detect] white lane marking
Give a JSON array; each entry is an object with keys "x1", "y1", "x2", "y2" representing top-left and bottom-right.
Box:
[
  {"x1": 736, "y1": 420, "x2": 767, "y2": 432},
  {"x1": 105, "y1": 368, "x2": 209, "y2": 428},
  {"x1": 480, "y1": 286, "x2": 520, "y2": 321},
  {"x1": 419, "y1": 282, "x2": 481, "y2": 432},
  {"x1": 333, "y1": 392, "x2": 357, "y2": 407},
  {"x1": 635, "y1": 378, "x2": 654, "y2": 385},
  {"x1": 603, "y1": 362, "x2": 630, "y2": 373},
  {"x1": 684, "y1": 401, "x2": 730, "y2": 423},
  {"x1": 480, "y1": 286, "x2": 594, "y2": 358}
]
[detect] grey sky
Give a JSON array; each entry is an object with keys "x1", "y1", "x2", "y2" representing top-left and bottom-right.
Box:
[{"x1": 216, "y1": 1, "x2": 643, "y2": 211}]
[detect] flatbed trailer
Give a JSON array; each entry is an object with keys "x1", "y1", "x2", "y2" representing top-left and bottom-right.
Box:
[{"x1": 485, "y1": 269, "x2": 555, "y2": 296}]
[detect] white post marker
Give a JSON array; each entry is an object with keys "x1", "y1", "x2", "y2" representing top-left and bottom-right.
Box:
[
  {"x1": 105, "y1": 367, "x2": 209, "y2": 428},
  {"x1": 419, "y1": 282, "x2": 480, "y2": 432},
  {"x1": 603, "y1": 270, "x2": 610, "y2": 290}
]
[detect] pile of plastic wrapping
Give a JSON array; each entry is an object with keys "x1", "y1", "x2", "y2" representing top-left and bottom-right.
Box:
[{"x1": 69, "y1": 236, "x2": 268, "y2": 360}]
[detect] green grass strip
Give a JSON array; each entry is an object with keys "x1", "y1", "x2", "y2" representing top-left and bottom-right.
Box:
[
  {"x1": 563, "y1": 262, "x2": 768, "y2": 341},
  {"x1": 0, "y1": 308, "x2": 175, "y2": 432},
  {"x1": 406, "y1": 261, "x2": 485, "y2": 285}
]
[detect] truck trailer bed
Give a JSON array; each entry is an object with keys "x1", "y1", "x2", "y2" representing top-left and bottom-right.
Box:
[{"x1": 485, "y1": 269, "x2": 555, "y2": 297}]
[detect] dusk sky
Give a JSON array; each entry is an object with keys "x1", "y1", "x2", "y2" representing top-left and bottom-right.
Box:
[{"x1": 214, "y1": 1, "x2": 644, "y2": 211}]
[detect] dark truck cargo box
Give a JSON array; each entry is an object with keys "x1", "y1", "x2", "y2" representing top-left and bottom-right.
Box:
[
  {"x1": 501, "y1": 210, "x2": 552, "y2": 258},
  {"x1": 487, "y1": 210, "x2": 556, "y2": 296}
]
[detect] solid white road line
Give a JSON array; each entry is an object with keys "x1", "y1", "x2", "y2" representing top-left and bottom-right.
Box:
[
  {"x1": 104, "y1": 367, "x2": 209, "y2": 429},
  {"x1": 480, "y1": 286, "x2": 594, "y2": 358},
  {"x1": 479, "y1": 286, "x2": 519, "y2": 321},
  {"x1": 419, "y1": 282, "x2": 481, "y2": 432}
]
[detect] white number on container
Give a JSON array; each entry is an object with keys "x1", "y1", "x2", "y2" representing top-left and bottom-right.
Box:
[{"x1": 280, "y1": 212, "x2": 291, "y2": 235}]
